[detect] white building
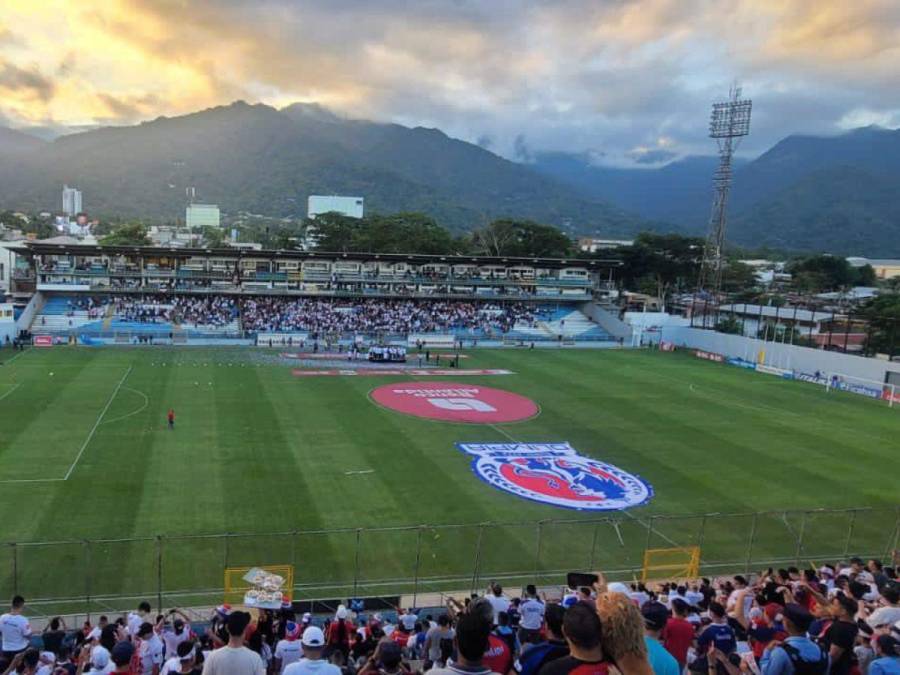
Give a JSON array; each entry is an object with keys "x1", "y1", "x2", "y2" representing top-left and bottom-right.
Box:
[
  {"x1": 0, "y1": 242, "x2": 21, "y2": 294},
  {"x1": 307, "y1": 195, "x2": 364, "y2": 219},
  {"x1": 578, "y1": 237, "x2": 633, "y2": 253},
  {"x1": 305, "y1": 195, "x2": 364, "y2": 249},
  {"x1": 62, "y1": 185, "x2": 82, "y2": 216},
  {"x1": 186, "y1": 204, "x2": 220, "y2": 229}
]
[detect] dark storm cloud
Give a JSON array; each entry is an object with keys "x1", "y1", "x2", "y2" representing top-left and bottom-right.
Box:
[{"x1": 0, "y1": 61, "x2": 55, "y2": 101}]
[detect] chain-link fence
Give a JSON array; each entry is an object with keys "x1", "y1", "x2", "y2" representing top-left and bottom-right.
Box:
[{"x1": 4, "y1": 507, "x2": 897, "y2": 618}]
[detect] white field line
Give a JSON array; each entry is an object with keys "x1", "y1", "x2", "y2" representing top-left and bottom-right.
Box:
[
  {"x1": 0, "y1": 383, "x2": 21, "y2": 403},
  {"x1": 100, "y1": 386, "x2": 149, "y2": 426},
  {"x1": 3, "y1": 349, "x2": 30, "y2": 366},
  {"x1": 62, "y1": 366, "x2": 133, "y2": 481},
  {"x1": 0, "y1": 366, "x2": 135, "y2": 484}
]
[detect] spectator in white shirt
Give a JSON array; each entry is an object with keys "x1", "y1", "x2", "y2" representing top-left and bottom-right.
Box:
[
  {"x1": 1, "y1": 596, "x2": 32, "y2": 660},
  {"x1": 161, "y1": 611, "x2": 192, "y2": 661},
  {"x1": 136, "y1": 623, "x2": 164, "y2": 675},
  {"x1": 128, "y1": 602, "x2": 153, "y2": 638},
  {"x1": 201, "y1": 612, "x2": 264, "y2": 675},
  {"x1": 518, "y1": 585, "x2": 545, "y2": 644},
  {"x1": 485, "y1": 584, "x2": 510, "y2": 626},
  {"x1": 161, "y1": 642, "x2": 197, "y2": 675},
  {"x1": 282, "y1": 626, "x2": 341, "y2": 675},
  {"x1": 274, "y1": 622, "x2": 303, "y2": 674}
]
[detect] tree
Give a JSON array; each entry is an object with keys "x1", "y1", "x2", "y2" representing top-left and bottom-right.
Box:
[
  {"x1": 788, "y1": 255, "x2": 858, "y2": 292},
  {"x1": 861, "y1": 292, "x2": 900, "y2": 356},
  {"x1": 720, "y1": 261, "x2": 758, "y2": 294},
  {"x1": 470, "y1": 219, "x2": 572, "y2": 258},
  {"x1": 201, "y1": 226, "x2": 224, "y2": 248},
  {"x1": 617, "y1": 232, "x2": 704, "y2": 307},
  {"x1": 716, "y1": 316, "x2": 744, "y2": 335},
  {"x1": 99, "y1": 222, "x2": 151, "y2": 246},
  {"x1": 309, "y1": 212, "x2": 364, "y2": 252}
]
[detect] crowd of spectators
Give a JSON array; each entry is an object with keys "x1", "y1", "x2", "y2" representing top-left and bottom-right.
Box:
[
  {"x1": 113, "y1": 297, "x2": 238, "y2": 328},
  {"x1": 2, "y1": 558, "x2": 897, "y2": 675},
  {"x1": 238, "y1": 298, "x2": 535, "y2": 335}
]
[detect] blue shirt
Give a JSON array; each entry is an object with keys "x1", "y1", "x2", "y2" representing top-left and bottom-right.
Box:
[
  {"x1": 759, "y1": 636, "x2": 829, "y2": 675},
  {"x1": 697, "y1": 623, "x2": 737, "y2": 655},
  {"x1": 644, "y1": 636, "x2": 680, "y2": 675},
  {"x1": 870, "y1": 657, "x2": 900, "y2": 675}
]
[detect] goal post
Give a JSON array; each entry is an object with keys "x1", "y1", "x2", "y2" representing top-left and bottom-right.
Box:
[
  {"x1": 641, "y1": 546, "x2": 701, "y2": 583},
  {"x1": 795, "y1": 371, "x2": 898, "y2": 408}
]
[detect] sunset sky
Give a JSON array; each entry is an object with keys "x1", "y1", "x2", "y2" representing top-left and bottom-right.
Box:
[{"x1": 2, "y1": 0, "x2": 899, "y2": 165}]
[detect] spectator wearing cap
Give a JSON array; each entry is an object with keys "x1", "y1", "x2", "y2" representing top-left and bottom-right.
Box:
[
  {"x1": 662, "y1": 599, "x2": 694, "y2": 670},
  {"x1": 641, "y1": 603, "x2": 679, "y2": 675},
  {"x1": 760, "y1": 604, "x2": 828, "y2": 675},
  {"x1": 161, "y1": 611, "x2": 192, "y2": 665},
  {"x1": 110, "y1": 641, "x2": 135, "y2": 674},
  {"x1": 869, "y1": 635, "x2": 900, "y2": 675},
  {"x1": 519, "y1": 586, "x2": 545, "y2": 646},
  {"x1": 821, "y1": 593, "x2": 859, "y2": 675},
  {"x1": 513, "y1": 603, "x2": 568, "y2": 675},
  {"x1": 282, "y1": 626, "x2": 341, "y2": 675},
  {"x1": 84, "y1": 645, "x2": 114, "y2": 675},
  {"x1": 429, "y1": 612, "x2": 498, "y2": 675},
  {"x1": 201, "y1": 611, "x2": 264, "y2": 675},
  {"x1": 731, "y1": 587, "x2": 786, "y2": 660},
  {"x1": 326, "y1": 607, "x2": 354, "y2": 659},
  {"x1": 275, "y1": 622, "x2": 304, "y2": 674},
  {"x1": 160, "y1": 641, "x2": 196, "y2": 675}
]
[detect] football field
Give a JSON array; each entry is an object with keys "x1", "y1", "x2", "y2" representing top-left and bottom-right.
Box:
[{"x1": 0, "y1": 345, "x2": 897, "y2": 611}]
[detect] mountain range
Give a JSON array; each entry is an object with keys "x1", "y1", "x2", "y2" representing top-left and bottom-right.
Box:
[
  {"x1": 1, "y1": 102, "x2": 899, "y2": 255},
  {"x1": 532, "y1": 126, "x2": 900, "y2": 255}
]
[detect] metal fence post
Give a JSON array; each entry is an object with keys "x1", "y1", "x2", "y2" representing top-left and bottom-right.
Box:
[
  {"x1": 697, "y1": 515, "x2": 709, "y2": 551},
  {"x1": 10, "y1": 543, "x2": 17, "y2": 596},
  {"x1": 533, "y1": 521, "x2": 545, "y2": 582},
  {"x1": 353, "y1": 529, "x2": 362, "y2": 596},
  {"x1": 644, "y1": 516, "x2": 655, "y2": 554},
  {"x1": 156, "y1": 535, "x2": 163, "y2": 612},
  {"x1": 84, "y1": 540, "x2": 92, "y2": 622},
  {"x1": 412, "y1": 527, "x2": 423, "y2": 608},
  {"x1": 794, "y1": 512, "x2": 808, "y2": 565},
  {"x1": 744, "y1": 513, "x2": 759, "y2": 574},
  {"x1": 589, "y1": 523, "x2": 600, "y2": 571},
  {"x1": 842, "y1": 511, "x2": 858, "y2": 558},
  {"x1": 471, "y1": 524, "x2": 485, "y2": 594}
]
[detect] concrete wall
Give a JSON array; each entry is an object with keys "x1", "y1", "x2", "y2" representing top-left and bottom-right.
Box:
[
  {"x1": 659, "y1": 325, "x2": 900, "y2": 384},
  {"x1": 580, "y1": 302, "x2": 633, "y2": 340},
  {"x1": 15, "y1": 292, "x2": 42, "y2": 334}
]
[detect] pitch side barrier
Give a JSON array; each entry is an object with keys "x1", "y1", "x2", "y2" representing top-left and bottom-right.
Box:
[{"x1": 3, "y1": 506, "x2": 897, "y2": 619}]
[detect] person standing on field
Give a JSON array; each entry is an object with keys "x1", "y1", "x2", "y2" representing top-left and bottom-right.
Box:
[{"x1": 167, "y1": 409, "x2": 175, "y2": 430}]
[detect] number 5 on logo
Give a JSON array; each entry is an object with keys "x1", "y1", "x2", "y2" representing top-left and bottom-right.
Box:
[{"x1": 427, "y1": 398, "x2": 497, "y2": 412}]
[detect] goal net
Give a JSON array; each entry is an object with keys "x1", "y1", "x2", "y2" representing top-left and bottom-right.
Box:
[{"x1": 794, "y1": 371, "x2": 899, "y2": 408}]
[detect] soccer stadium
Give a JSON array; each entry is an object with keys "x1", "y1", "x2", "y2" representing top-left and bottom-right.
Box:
[
  {"x1": 5, "y1": 5, "x2": 900, "y2": 675},
  {"x1": 1, "y1": 240, "x2": 897, "y2": 643}
]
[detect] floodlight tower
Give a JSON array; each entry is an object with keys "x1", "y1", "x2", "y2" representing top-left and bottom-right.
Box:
[{"x1": 697, "y1": 85, "x2": 752, "y2": 298}]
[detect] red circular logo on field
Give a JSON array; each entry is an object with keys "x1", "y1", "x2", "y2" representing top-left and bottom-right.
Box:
[{"x1": 370, "y1": 381, "x2": 539, "y2": 423}]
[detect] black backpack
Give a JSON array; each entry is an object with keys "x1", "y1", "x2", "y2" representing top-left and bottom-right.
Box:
[{"x1": 780, "y1": 642, "x2": 829, "y2": 675}]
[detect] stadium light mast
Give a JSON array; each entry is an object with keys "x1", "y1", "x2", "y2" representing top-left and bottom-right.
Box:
[{"x1": 697, "y1": 85, "x2": 752, "y2": 301}]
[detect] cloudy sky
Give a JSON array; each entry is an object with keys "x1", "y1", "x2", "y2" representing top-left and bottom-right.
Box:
[{"x1": 2, "y1": 0, "x2": 899, "y2": 166}]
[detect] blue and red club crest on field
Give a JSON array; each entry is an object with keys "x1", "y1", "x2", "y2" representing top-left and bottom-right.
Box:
[{"x1": 456, "y1": 442, "x2": 653, "y2": 511}]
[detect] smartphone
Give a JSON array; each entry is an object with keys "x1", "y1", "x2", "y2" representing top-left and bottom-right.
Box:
[{"x1": 567, "y1": 572, "x2": 599, "y2": 589}]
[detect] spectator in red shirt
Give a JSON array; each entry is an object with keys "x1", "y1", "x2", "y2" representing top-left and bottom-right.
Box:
[{"x1": 662, "y1": 599, "x2": 695, "y2": 669}]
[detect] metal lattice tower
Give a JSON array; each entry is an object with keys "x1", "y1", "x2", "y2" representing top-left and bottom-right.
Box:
[{"x1": 697, "y1": 86, "x2": 752, "y2": 297}]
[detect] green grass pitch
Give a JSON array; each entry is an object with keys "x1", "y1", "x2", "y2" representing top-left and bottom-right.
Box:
[{"x1": 0, "y1": 346, "x2": 897, "y2": 612}]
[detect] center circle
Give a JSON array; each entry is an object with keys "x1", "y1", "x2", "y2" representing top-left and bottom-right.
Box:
[{"x1": 370, "y1": 381, "x2": 539, "y2": 423}]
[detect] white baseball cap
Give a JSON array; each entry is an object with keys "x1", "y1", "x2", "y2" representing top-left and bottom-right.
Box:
[
  {"x1": 336, "y1": 604, "x2": 348, "y2": 620},
  {"x1": 301, "y1": 626, "x2": 325, "y2": 647}
]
